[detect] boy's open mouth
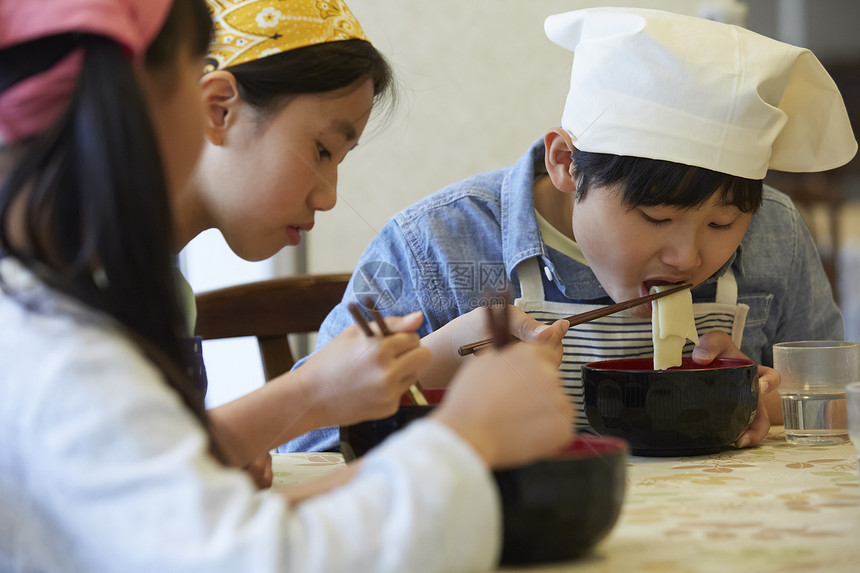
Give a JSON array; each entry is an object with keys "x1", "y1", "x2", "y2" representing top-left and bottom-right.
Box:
[{"x1": 641, "y1": 279, "x2": 685, "y2": 297}]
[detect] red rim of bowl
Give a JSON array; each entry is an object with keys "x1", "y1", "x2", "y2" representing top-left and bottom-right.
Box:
[
  {"x1": 553, "y1": 434, "x2": 629, "y2": 458},
  {"x1": 583, "y1": 357, "x2": 755, "y2": 372}
]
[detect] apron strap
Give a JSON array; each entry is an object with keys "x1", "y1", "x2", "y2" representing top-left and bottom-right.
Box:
[
  {"x1": 516, "y1": 257, "x2": 546, "y2": 301},
  {"x1": 715, "y1": 268, "x2": 738, "y2": 306}
]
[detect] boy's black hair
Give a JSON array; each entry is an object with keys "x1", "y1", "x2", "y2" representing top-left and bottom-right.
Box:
[
  {"x1": 217, "y1": 38, "x2": 396, "y2": 120},
  {"x1": 572, "y1": 151, "x2": 763, "y2": 213}
]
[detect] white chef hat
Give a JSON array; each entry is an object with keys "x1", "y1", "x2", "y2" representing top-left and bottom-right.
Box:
[{"x1": 544, "y1": 7, "x2": 857, "y2": 179}]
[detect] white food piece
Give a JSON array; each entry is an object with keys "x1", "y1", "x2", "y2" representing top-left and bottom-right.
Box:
[{"x1": 651, "y1": 285, "x2": 699, "y2": 370}]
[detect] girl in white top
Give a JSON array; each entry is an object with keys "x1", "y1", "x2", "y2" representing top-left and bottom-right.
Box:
[{"x1": 0, "y1": 1, "x2": 573, "y2": 571}]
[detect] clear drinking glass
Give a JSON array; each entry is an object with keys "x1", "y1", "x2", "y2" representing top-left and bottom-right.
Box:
[
  {"x1": 773, "y1": 340, "x2": 860, "y2": 445},
  {"x1": 848, "y1": 382, "x2": 860, "y2": 477}
]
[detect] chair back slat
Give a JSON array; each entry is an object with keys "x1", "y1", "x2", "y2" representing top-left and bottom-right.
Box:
[{"x1": 195, "y1": 273, "x2": 351, "y2": 381}]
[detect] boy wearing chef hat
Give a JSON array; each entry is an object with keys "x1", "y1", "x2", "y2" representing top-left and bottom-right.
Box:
[{"x1": 283, "y1": 7, "x2": 857, "y2": 453}]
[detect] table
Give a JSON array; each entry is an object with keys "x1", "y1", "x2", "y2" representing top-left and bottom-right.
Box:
[{"x1": 271, "y1": 427, "x2": 860, "y2": 573}]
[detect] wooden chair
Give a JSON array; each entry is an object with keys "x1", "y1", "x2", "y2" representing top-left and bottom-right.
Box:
[{"x1": 194, "y1": 273, "x2": 351, "y2": 381}]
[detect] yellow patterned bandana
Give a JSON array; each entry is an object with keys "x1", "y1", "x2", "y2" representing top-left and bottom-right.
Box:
[{"x1": 204, "y1": 0, "x2": 367, "y2": 72}]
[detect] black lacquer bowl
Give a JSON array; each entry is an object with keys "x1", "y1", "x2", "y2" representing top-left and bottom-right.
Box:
[
  {"x1": 340, "y1": 391, "x2": 629, "y2": 565},
  {"x1": 581, "y1": 357, "x2": 759, "y2": 456},
  {"x1": 494, "y1": 434, "x2": 627, "y2": 564},
  {"x1": 339, "y1": 388, "x2": 444, "y2": 462}
]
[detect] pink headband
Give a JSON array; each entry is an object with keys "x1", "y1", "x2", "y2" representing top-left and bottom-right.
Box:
[{"x1": 0, "y1": 0, "x2": 173, "y2": 145}]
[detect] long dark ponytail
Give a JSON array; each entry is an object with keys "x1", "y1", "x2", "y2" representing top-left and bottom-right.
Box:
[{"x1": 0, "y1": 0, "x2": 218, "y2": 455}]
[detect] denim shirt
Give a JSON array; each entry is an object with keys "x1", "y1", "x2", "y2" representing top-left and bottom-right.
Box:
[{"x1": 281, "y1": 138, "x2": 843, "y2": 452}]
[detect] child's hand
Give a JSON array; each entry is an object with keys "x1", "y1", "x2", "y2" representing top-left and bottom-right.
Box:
[
  {"x1": 431, "y1": 324, "x2": 574, "y2": 470},
  {"x1": 244, "y1": 451, "x2": 273, "y2": 489},
  {"x1": 692, "y1": 330, "x2": 782, "y2": 448},
  {"x1": 505, "y1": 307, "x2": 569, "y2": 347},
  {"x1": 523, "y1": 316, "x2": 570, "y2": 366},
  {"x1": 419, "y1": 306, "x2": 569, "y2": 387},
  {"x1": 298, "y1": 311, "x2": 432, "y2": 427}
]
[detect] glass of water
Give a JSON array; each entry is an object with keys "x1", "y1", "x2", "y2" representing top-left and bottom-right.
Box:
[
  {"x1": 848, "y1": 382, "x2": 860, "y2": 477},
  {"x1": 773, "y1": 340, "x2": 860, "y2": 445}
]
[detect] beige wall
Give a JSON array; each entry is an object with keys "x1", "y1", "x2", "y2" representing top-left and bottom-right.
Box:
[{"x1": 306, "y1": 0, "x2": 750, "y2": 274}]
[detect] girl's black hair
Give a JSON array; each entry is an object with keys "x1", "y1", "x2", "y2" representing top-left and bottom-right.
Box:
[
  {"x1": 571, "y1": 151, "x2": 763, "y2": 213},
  {"x1": 0, "y1": 0, "x2": 219, "y2": 456},
  {"x1": 216, "y1": 38, "x2": 396, "y2": 118}
]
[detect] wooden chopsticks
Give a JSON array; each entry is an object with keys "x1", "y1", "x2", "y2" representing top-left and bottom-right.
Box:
[
  {"x1": 347, "y1": 302, "x2": 375, "y2": 337},
  {"x1": 485, "y1": 301, "x2": 512, "y2": 350},
  {"x1": 348, "y1": 298, "x2": 429, "y2": 406},
  {"x1": 458, "y1": 282, "x2": 693, "y2": 356}
]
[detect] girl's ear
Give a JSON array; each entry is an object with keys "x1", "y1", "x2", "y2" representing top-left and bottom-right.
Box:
[
  {"x1": 544, "y1": 127, "x2": 578, "y2": 194},
  {"x1": 199, "y1": 71, "x2": 241, "y2": 146}
]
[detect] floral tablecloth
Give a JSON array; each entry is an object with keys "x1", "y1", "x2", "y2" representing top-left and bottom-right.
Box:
[{"x1": 271, "y1": 427, "x2": 860, "y2": 573}]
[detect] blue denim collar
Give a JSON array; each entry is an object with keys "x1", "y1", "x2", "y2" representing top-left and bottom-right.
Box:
[{"x1": 500, "y1": 138, "x2": 546, "y2": 276}]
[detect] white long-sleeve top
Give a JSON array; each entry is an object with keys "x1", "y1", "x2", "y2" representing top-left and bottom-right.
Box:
[{"x1": 0, "y1": 259, "x2": 501, "y2": 572}]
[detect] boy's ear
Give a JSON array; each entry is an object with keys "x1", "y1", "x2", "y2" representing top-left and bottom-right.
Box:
[
  {"x1": 199, "y1": 71, "x2": 241, "y2": 146},
  {"x1": 544, "y1": 127, "x2": 578, "y2": 194}
]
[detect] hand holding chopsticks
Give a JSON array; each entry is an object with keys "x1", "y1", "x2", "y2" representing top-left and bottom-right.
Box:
[
  {"x1": 458, "y1": 283, "x2": 693, "y2": 356},
  {"x1": 348, "y1": 299, "x2": 429, "y2": 406},
  {"x1": 430, "y1": 299, "x2": 575, "y2": 469}
]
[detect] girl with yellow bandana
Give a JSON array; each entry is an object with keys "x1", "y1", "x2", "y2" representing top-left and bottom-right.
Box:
[
  {"x1": 173, "y1": 0, "x2": 573, "y2": 548},
  {"x1": 184, "y1": 0, "x2": 567, "y2": 476},
  {"x1": 181, "y1": 0, "x2": 406, "y2": 488}
]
